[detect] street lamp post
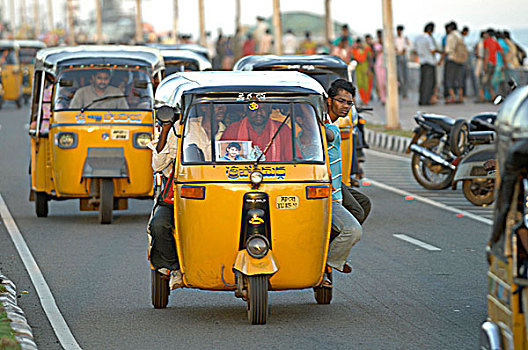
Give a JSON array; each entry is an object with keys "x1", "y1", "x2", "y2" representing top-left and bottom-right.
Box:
[
  {"x1": 46, "y1": 0, "x2": 53, "y2": 34},
  {"x1": 272, "y1": 0, "x2": 282, "y2": 55},
  {"x1": 135, "y1": 0, "x2": 143, "y2": 43},
  {"x1": 172, "y1": 0, "x2": 178, "y2": 43},
  {"x1": 382, "y1": 0, "x2": 400, "y2": 129},
  {"x1": 95, "y1": 0, "x2": 102, "y2": 44},
  {"x1": 198, "y1": 0, "x2": 205, "y2": 46}
]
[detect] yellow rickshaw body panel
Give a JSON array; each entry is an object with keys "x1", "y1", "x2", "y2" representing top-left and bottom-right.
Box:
[
  {"x1": 34, "y1": 110, "x2": 154, "y2": 197},
  {"x1": 335, "y1": 114, "x2": 354, "y2": 186},
  {"x1": 1, "y1": 64, "x2": 22, "y2": 101},
  {"x1": 486, "y1": 254, "x2": 527, "y2": 349},
  {"x1": 174, "y1": 164, "x2": 331, "y2": 291}
]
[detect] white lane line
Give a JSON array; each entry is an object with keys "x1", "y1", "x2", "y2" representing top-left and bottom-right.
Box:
[
  {"x1": 365, "y1": 178, "x2": 493, "y2": 226},
  {"x1": 393, "y1": 234, "x2": 442, "y2": 251},
  {"x1": 0, "y1": 194, "x2": 82, "y2": 350}
]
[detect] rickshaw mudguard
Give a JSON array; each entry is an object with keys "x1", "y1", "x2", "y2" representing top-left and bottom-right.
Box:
[
  {"x1": 81, "y1": 147, "x2": 129, "y2": 178},
  {"x1": 233, "y1": 249, "x2": 279, "y2": 276}
]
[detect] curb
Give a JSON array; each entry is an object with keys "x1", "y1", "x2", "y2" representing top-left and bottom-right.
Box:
[
  {"x1": 0, "y1": 272, "x2": 37, "y2": 350},
  {"x1": 364, "y1": 129, "x2": 412, "y2": 154}
]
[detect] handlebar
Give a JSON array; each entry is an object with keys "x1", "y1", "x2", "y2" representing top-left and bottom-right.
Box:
[{"x1": 356, "y1": 107, "x2": 373, "y2": 113}]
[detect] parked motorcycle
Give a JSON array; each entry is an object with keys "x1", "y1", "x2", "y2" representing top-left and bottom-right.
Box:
[{"x1": 407, "y1": 112, "x2": 496, "y2": 191}]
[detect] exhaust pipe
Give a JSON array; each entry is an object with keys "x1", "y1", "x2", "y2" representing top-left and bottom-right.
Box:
[{"x1": 410, "y1": 144, "x2": 456, "y2": 170}]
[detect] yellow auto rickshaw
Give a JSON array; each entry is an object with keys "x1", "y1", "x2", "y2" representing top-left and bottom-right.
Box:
[
  {"x1": 28, "y1": 45, "x2": 165, "y2": 224},
  {"x1": 233, "y1": 54, "x2": 358, "y2": 186},
  {"x1": 0, "y1": 40, "x2": 23, "y2": 108},
  {"x1": 150, "y1": 71, "x2": 333, "y2": 324},
  {"x1": 16, "y1": 40, "x2": 46, "y2": 105},
  {"x1": 480, "y1": 85, "x2": 528, "y2": 349}
]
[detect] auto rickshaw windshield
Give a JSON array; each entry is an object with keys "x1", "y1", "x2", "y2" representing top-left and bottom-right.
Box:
[
  {"x1": 165, "y1": 61, "x2": 199, "y2": 75},
  {"x1": 182, "y1": 101, "x2": 324, "y2": 164},
  {"x1": 19, "y1": 47, "x2": 40, "y2": 64},
  {"x1": 54, "y1": 67, "x2": 154, "y2": 111}
]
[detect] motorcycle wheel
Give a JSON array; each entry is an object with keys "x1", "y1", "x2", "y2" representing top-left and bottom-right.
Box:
[
  {"x1": 151, "y1": 270, "x2": 169, "y2": 309},
  {"x1": 462, "y1": 179, "x2": 494, "y2": 206},
  {"x1": 247, "y1": 275, "x2": 268, "y2": 325},
  {"x1": 449, "y1": 119, "x2": 469, "y2": 157},
  {"x1": 411, "y1": 138, "x2": 455, "y2": 190},
  {"x1": 313, "y1": 270, "x2": 332, "y2": 304}
]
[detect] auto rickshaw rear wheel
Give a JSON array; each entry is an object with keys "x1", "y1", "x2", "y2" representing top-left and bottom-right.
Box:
[
  {"x1": 151, "y1": 270, "x2": 169, "y2": 309},
  {"x1": 314, "y1": 270, "x2": 332, "y2": 304},
  {"x1": 35, "y1": 192, "x2": 48, "y2": 217},
  {"x1": 15, "y1": 97, "x2": 21, "y2": 109},
  {"x1": 247, "y1": 275, "x2": 268, "y2": 325},
  {"x1": 99, "y1": 179, "x2": 114, "y2": 224}
]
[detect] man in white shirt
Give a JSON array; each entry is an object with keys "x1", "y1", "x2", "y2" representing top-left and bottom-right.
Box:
[
  {"x1": 415, "y1": 22, "x2": 440, "y2": 105},
  {"x1": 283, "y1": 29, "x2": 299, "y2": 54},
  {"x1": 395, "y1": 25, "x2": 410, "y2": 99}
]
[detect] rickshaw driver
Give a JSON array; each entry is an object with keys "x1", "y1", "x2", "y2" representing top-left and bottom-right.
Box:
[
  {"x1": 221, "y1": 102, "x2": 292, "y2": 161},
  {"x1": 146, "y1": 120, "x2": 182, "y2": 289},
  {"x1": 324, "y1": 79, "x2": 365, "y2": 281},
  {"x1": 69, "y1": 69, "x2": 129, "y2": 109}
]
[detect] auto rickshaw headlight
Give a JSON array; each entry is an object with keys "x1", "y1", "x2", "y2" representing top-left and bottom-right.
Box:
[
  {"x1": 55, "y1": 132, "x2": 77, "y2": 148},
  {"x1": 250, "y1": 171, "x2": 263, "y2": 186},
  {"x1": 246, "y1": 235, "x2": 269, "y2": 259},
  {"x1": 133, "y1": 132, "x2": 152, "y2": 148}
]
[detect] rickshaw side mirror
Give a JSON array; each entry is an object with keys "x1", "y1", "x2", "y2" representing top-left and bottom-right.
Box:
[
  {"x1": 59, "y1": 79, "x2": 73, "y2": 87},
  {"x1": 134, "y1": 80, "x2": 149, "y2": 89},
  {"x1": 155, "y1": 105, "x2": 179, "y2": 124}
]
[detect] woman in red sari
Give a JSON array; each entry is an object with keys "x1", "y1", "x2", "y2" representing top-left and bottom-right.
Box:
[{"x1": 351, "y1": 38, "x2": 373, "y2": 105}]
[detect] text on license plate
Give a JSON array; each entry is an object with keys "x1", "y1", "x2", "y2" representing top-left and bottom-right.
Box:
[
  {"x1": 111, "y1": 129, "x2": 129, "y2": 140},
  {"x1": 276, "y1": 195, "x2": 299, "y2": 209}
]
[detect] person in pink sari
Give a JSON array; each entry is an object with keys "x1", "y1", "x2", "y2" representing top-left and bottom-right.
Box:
[{"x1": 374, "y1": 29, "x2": 386, "y2": 104}]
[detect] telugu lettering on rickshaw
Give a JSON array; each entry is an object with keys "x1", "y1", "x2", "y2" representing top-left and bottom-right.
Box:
[
  {"x1": 75, "y1": 112, "x2": 143, "y2": 123},
  {"x1": 236, "y1": 92, "x2": 266, "y2": 101},
  {"x1": 226, "y1": 165, "x2": 286, "y2": 180}
]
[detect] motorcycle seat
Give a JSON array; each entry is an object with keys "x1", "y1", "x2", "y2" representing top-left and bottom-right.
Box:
[{"x1": 421, "y1": 113, "x2": 455, "y2": 132}]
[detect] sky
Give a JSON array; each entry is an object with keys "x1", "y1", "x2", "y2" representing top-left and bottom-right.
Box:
[{"x1": 5, "y1": 0, "x2": 528, "y2": 41}]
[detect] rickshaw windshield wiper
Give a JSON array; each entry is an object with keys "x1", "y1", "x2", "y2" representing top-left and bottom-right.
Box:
[
  {"x1": 255, "y1": 113, "x2": 291, "y2": 167},
  {"x1": 80, "y1": 95, "x2": 128, "y2": 113}
]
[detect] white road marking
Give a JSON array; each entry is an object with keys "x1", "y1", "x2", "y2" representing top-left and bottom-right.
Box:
[
  {"x1": 0, "y1": 194, "x2": 82, "y2": 350},
  {"x1": 365, "y1": 178, "x2": 493, "y2": 226},
  {"x1": 393, "y1": 234, "x2": 442, "y2": 251}
]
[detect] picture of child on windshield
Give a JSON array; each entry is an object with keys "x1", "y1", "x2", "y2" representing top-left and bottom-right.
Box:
[{"x1": 220, "y1": 142, "x2": 245, "y2": 161}]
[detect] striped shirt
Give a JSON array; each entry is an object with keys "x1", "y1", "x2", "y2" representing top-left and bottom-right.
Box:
[{"x1": 325, "y1": 124, "x2": 342, "y2": 202}]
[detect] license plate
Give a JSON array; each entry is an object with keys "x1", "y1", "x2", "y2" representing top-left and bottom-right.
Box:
[
  {"x1": 111, "y1": 129, "x2": 129, "y2": 140},
  {"x1": 276, "y1": 195, "x2": 299, "y2": 209}
]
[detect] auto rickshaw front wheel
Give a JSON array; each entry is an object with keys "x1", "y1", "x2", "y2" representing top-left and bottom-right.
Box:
[
  {"x1": 151, "y1": 270, "x2": 169, "y2": 309},
  {"x1": 247, "y1": 275, "x2": 269, "y2": 325},
  {"x1": 35, "y1": 192, "x2": 48, "y2": 217},
  {"x1": 99, "y1": 179, "x2": 114, "y2": 224}
]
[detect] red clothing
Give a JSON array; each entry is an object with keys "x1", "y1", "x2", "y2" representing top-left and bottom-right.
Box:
[
  {"x1": 221, "y1": 118, "x2": 292, "y2": 161},
  {"x1": 483, "y1": 37, "x2": 503, "y2": 66},
  {"x1": 242, "y1": 39, "x2": 256, "y2": 57}
]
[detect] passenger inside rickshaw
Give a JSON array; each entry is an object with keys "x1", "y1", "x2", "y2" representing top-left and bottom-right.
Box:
[
  {"x1": 29, "y1": 76, "x2": 53, "y2": 134},
  {"x1": 0, "y1": 49, "x2": 17, "y2": 65},
  {"x1": 183, "y1": 103, "x2": 227, "y2": 161},
  {"x1": 54, "y1": 67, "x2": 154, "y2": 110},
  {"x1": 19, "y1": 48, "x2": 39, "y2": 65},
  {"x1": 182, "y1": 101, "x2": 323, "y2": 163}
]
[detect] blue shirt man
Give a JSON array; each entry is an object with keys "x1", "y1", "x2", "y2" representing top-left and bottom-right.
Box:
[{"x1": 324, "y1": 79, "x2": 362, "y2": 279}]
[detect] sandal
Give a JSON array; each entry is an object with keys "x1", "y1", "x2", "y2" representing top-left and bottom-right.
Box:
[
  {"x1": 322, "y1": 274, "x2": 333, "y2": 288},
  {"x1": 342, "y1": 262, "x2": 353, "y2": 274}
]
